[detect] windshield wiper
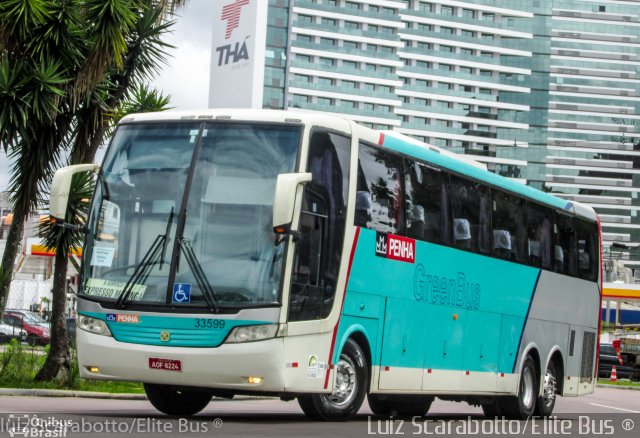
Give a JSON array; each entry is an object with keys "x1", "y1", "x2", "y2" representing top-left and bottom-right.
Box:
[
  {"x1": 179, "y1": 238, "x2": 220, "y2": 313},
  {"x1": 114, "y1": 208, "x2": 174, "y2": 308},
  {"x1": 97, "y1": 167, "x2": 111, "y2": 201}
]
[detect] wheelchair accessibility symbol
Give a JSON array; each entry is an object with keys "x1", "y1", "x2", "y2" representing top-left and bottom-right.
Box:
[{"x1": 172, "y1": 283, "x2": 191, "y2": 303}]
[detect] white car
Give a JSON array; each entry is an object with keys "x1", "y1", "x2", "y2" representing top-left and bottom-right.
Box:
[{"x1": 0, "y1": 322, "x2": 27, "y2": 344}]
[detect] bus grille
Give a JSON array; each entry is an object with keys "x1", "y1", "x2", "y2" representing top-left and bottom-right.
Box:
[{"x1": 580, "y1": 331, "x2": 596, "y2": 383}]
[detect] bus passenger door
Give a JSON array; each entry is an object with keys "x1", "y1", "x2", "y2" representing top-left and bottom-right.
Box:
[
  {"x1": 282, "y1": 131, "x2": 350, "y2": 391},
  {"x1": 288, "y1": 191, "x2": 329, "y2": 321}
]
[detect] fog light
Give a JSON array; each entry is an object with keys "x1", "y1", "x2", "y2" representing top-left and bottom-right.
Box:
[
  {"x1": 247, "y1": 376, "x2": 263, "y2": 385},
  {"x1": 87, "y1": 366, "x2": 100, "y2": 374}
]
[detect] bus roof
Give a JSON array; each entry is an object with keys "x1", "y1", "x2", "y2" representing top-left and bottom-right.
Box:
[
  {"x1": 119, "y1": 109, "x2": 598, "y2": 222},
  {"x1": 118, "y1": 108, "x2": 352, "y2": 132}
]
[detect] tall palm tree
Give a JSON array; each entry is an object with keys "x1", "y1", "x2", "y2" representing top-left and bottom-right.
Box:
[
  {"x1": 0, "y1": 0, "x2": 185, "y2": 316},
  {"x1": 35, "y1": 172, "x2": 93, "y2": 382}
]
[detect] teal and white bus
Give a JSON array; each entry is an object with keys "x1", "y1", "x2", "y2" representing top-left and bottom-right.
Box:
[{"x1": 51, "y1": 110, "x2": 601, "y2": 420}]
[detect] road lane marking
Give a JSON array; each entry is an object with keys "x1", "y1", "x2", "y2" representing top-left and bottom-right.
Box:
[{"x1": 589, "y1": 403, "x2": 640, "y2": 413}]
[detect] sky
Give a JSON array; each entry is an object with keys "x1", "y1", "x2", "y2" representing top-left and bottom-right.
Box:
[{"x1": 0, "y1": 1, "x2": 216, "y2": 193}]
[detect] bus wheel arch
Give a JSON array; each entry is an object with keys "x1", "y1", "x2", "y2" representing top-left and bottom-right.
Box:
[
  {"x1": 335, "y1": 326, "x2": 374, "y2": 389},
  {"x1": 298, "y1": 337, "x2": 369, "y2": 421}
]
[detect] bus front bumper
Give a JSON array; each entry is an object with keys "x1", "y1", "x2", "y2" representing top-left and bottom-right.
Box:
[{"x1": 77, "y1": 329, "x2": 285, "y2": 392}]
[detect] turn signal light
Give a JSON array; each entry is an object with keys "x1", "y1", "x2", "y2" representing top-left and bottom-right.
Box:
[{"x1": 247, "y1": 376, "x2": 263, "y2": 385}]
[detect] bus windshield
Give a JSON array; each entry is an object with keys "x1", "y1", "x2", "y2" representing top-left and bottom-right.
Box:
[{"x1": 81, "y1": 122, "x2": 301, "y2": 310}]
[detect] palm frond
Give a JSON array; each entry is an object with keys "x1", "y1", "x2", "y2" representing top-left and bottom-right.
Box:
[
  {"x1": 0, "y1": 57, "x2": 30, "y2": 151},
  {"x1": 113, "y1": 84, "x2": 171, "y2": 123},
  {"x1": 74, "y1": 0, "x2": 137, "y2": 100},
  {"x1": 38, "y1": 171, "x2": 94, "y2": 258},
  {"x1": 0, "y1": 0, "x2": 52, "y2": 53}
]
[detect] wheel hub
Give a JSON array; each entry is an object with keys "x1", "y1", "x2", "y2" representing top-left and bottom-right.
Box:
[
  {"x1": 325, "y1": 356, "x2": 357, "y2": 407},
  {"x1": 522, "y1": 367, "x2": 535, "y2": 409},
  {"x1": 542, "y1": 369, "x2": 557, "y2": 406}
]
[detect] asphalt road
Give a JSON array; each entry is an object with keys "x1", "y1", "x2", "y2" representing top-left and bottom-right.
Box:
[{"x1": 0, "y1": 387, "x2": 639, "y2": 437}]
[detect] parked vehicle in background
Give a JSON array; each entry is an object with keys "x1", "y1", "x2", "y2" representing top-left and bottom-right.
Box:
[
  {"x1": 2, "y1": 310, "x2": 50, "y2": 346},
  {"x1": 0, "y1": 322, "x2": 27, "y2": 344},
  {"x1": 598, "y1": 343, "x2": 639, "y2": 380}
]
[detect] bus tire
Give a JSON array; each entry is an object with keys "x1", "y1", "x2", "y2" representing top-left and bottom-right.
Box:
[
  {"x1": 481, "y1": 399, "x2": 503, "y2": 418},
  {"x1": 534, "y1": 360, "x2": 558, "y2": 417},
  {"x1": 144, "y1": 384, "x2": 212, "y2": 416},
  {"x1": 368, "y1": 394, "x2": 433, "y2": 417},
  {"x1": 500, "y1": 356, "x2": 538, "y2": 419},
  {"x1": 298, "y1": 338, "x2": 368, "y2": 421}
]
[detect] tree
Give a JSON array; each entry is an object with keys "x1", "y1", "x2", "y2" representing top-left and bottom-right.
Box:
[
  {"x1": 0, "y1": 0, "x2": 183, "y2": 316},
  {"x1": 35, "y1": 172, "x2": 93, "y2": 383}
]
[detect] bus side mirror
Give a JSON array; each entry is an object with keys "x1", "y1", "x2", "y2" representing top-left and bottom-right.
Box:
[
  {"x1": 50, "y1": 164, "x2": 100, "y2": 222},
  {"x1": 272, "y1": 172, "x2": 312, "y2": 237}
]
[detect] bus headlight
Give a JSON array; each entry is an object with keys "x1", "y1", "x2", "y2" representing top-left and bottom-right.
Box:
[
  {"x1": 78, "y1": 315, "x2": 112, "y2": 336},
  {"x1": 226, "y1": 324, "x2": 278, "y2": 343}
]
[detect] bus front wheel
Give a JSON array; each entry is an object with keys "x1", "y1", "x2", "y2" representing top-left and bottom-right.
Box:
[
  {"x1": 298, "y1": 339, "x2": 368, "y2": 421},
  {"x1": 144, "y1": 383, "x2": 212, "y2": 416}
]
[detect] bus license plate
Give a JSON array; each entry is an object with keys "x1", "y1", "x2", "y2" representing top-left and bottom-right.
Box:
[{"x1": 149, "y1": 357, "x2": 182, "y2": 372}]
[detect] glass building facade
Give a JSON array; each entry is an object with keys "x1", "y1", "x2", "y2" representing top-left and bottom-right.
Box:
[{"x1": 257, "y1": 0, "x2": 640, "y2": 267}]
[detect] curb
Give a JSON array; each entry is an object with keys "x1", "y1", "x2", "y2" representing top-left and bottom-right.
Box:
[
  {"x1": 0, "y1": 388, "x2": 275, "y2": 401},
  {"x1": 0, "y1": 388, "x2": 147, "y2": 400},
  {"x1": 597, "y1": 384, "x2": 640, "y2": 391}
]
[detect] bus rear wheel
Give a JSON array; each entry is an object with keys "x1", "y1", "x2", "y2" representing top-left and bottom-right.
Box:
[
  {"x1": 534, "y1": 361, "x2": 558, "y2": 417},
  {"x1": 144, "y1": 384, "x2": 212, "y2": 416},
  {"x1": 298, "y1": 339, "x2": 368, "y2": 421},
  {"x1": 368, "y1": 394, "x2": 433, "y2": 417},
  {"x1": 500, "y1": 356, "x2": 538, "y2": 419}
]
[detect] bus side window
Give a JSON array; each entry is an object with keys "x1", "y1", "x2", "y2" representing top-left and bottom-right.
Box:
[
  {"x1": 404, "y1": 161, "x2": 450, "y2": 244},
  {"x1": 526, "y1": 203, "x2": 552, "y2": 269},
  {"x1": 577, "y1": 219, "x2": 598, "y2": 282},
  {"x1": 356, "y1": 144, "x2": 405, "y2": 235},
  {"x1": 492, "y1": 190, "x2": 525, "y2": 262},
  {"x1": 554, "y1": 213, "x2": 577, "y2": 276},
  {"x1": 450, "y1": 175, "x2": 491, "y2": 254}
]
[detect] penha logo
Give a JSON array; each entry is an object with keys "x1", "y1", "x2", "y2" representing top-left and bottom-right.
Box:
[
  {"x1": 221, "y1": 0, "x2": 250, "y2": 40},
  {"x1": 375, "y1": 232, "x2": 415, "y2": 263}
]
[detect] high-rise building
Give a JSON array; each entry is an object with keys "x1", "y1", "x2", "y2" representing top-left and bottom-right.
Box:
[{"x1": 209, "y1": 0, "x2": 640, "y2": 267}]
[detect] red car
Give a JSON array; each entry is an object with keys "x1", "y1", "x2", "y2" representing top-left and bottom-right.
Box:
[{"x1": 2, "y1": 310, "x2": 50, "y2": 345}]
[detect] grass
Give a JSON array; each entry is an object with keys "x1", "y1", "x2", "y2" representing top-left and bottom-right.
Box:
[
  {"x1": 0, "y1": 340, "x2": 144, "y2": 394},
  {"x1": 598, "y1": 378, "x2": 640, "y2": 387}
]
